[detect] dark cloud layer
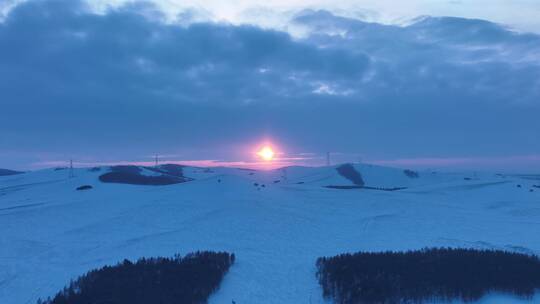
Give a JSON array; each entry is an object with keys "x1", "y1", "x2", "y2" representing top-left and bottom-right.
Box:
[{"x1": 0, "y1": 1, "x2": 539, "y2": 170}]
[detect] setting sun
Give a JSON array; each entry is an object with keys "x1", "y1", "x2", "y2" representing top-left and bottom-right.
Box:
[{"x1": 257, "y1": 146, "x2": 275, "y2": 161}]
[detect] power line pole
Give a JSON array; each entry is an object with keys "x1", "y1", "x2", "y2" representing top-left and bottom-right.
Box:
[
  {"x1": 326, "y1": 152, "x2": 331, "y2": 166},
  {"x1": 69, "y1": 159, "x2": 74, "y2": 178},
  {"x1": 155, "y1": 154, "x2": 159, "y2": 167}
]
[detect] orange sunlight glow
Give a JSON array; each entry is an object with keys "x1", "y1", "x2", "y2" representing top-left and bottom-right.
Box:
[{"x1": 257, "y1": 146, "x2": 275, "y2": 161}]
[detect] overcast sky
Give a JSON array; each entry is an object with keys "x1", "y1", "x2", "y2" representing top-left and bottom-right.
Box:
[
  {"x1": 63, "y1": 0, "x2": 540, "y2": 34},
  {"x1": 0, "y1": 0, "x2": 539, "y2": 172}
]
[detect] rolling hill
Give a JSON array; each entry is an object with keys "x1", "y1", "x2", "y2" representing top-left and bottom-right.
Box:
[{"x1": 0, "y1": 163, "x2": 539, "y2": 303}]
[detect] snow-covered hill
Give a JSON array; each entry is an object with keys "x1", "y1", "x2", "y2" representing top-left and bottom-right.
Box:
[{"x1": 0, "y1": 164, "x2": 539, "y2": 304}]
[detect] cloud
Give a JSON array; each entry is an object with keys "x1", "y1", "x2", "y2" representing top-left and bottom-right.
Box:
[
  {"x1": 371, "y1": 155, "x2": 540, "y2": 172},
  {"x1": 0, "y1": 1, "x2": 539, "y2": 171}
]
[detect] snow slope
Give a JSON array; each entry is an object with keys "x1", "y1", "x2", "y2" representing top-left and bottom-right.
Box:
[{"x1": 0, "y1": 164, "x2": 539, "y2": 304}]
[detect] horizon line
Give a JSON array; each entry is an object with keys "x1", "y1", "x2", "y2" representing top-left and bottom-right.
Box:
[{"x1": 3, "y1": 154, "x2": 539, "y2": 174}]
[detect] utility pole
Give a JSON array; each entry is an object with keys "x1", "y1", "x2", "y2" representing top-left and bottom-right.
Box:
[
  {"x1": 69, "y1": 159, "x2": 74, "y2": 178},
  {"x1": 155, "y1": 154, "x2": 159, "y2": 167},
  {"x1": 326, "y1": 152, "x2": 331, "y2": 166}
]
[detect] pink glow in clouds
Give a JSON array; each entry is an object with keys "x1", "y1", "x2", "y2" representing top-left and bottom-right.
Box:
[
  {"x1": 31, "y1": 158, "x2": 300, "y2": 171},
  {"x1": 370, "y1": 155, "x2": 540, "y2": 172},
  {"x1": 29, "y1": 140, "x2": 310, "y2": 170}
]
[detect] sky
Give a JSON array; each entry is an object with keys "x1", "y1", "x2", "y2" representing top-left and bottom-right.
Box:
[
  {"x1": 27, "y1": 0, "x2": 540, "y2": 34},
  {"x1": 0, "y1": 0, "x2": 539, "y2": 172}
]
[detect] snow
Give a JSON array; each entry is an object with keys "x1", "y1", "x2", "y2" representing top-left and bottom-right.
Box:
[{"x1": 0, "y1": 164, "x2": 539, "y2": 303}]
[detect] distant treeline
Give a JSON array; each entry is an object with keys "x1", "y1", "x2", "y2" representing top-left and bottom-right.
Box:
[
  {"x1": 325, "y1": 185, "x2": 407, "y2": 191},
  {"x1": 39, "y1": 251, "x2": 235, "y2": 304},
  {"x1": 0, "y1": 168, "x2": 23, "y2": 176},
  {"x1": 99, "y1": 165, "x2": 192, "y2": 185},
  {"x1": 316, "y1": 248, "x2": 540, "y2": 304},
  {"x1": 403, "y1": 169, "x2": 419, "y2": 178},
  {"x1": 336, "y1": 164, "x2": 365, "y2": 186}
]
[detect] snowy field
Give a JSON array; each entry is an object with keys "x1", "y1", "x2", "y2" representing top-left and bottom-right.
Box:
[{"x1": 1, "y1": 164, "x2": 539, "y2": 304}]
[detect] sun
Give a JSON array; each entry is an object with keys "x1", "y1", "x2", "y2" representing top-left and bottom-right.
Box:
[{"x1": 257, "y1": 146, "x2": 275, "y2": 161}]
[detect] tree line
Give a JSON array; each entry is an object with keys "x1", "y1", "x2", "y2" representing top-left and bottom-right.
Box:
[
  {"x1": 316, "y1": 247, "x2": 540, "y2": 304},
  {"x1": 39, "y1": 251, "x2": 235, "y2": 304},
  {"x1": 38, "y1": 247, "x2": 540, "y2": 304}
]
